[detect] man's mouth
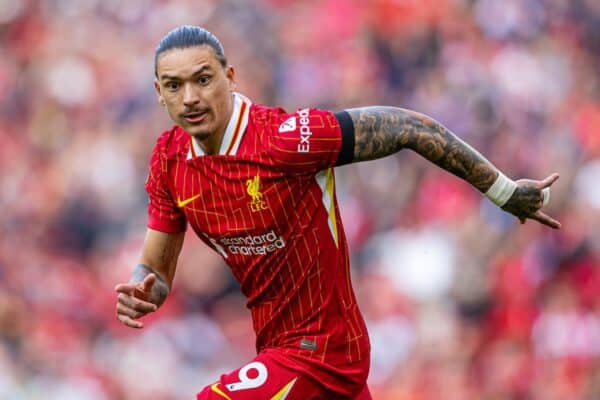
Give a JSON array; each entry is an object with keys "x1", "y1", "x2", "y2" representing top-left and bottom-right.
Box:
[{"x1": 183, "y1": 111, "x2": 208, "y2": 124}]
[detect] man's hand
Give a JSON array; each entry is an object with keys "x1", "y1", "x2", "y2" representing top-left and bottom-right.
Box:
[
  {"x1": 501, "y1": 173, "x2": 561, "y2": 229},
  {"x1": 115, "y1": 273, "x2": 159, "y2": 329},
  {"x1": 114, "y1": 231, "x2": 182, "y2": 329}
]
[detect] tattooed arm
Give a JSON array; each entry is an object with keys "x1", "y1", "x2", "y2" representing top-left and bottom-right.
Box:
[
  {"x1": 115, "y1": 229, "x2": 185, "y2": 328},
  {"x1": 346, "y1": 107, "x2": 561, "y2": 228}
]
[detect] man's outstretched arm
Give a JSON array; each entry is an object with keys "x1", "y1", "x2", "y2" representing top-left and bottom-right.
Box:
[{"x1": 345, "y1": 106, "x2": 560, "y2": 228}]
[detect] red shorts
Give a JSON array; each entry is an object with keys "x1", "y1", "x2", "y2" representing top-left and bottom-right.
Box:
[{"x1": 196, "y1": 351, "x2": 371, "y2": 400}]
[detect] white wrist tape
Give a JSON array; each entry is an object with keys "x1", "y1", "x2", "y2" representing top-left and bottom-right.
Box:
[
  {"x1": 542, "y1": 187, "x2": 550, "y2": 206},
  {"x1": 485, "y1": 172, "x2": 518, "y2": 207}
]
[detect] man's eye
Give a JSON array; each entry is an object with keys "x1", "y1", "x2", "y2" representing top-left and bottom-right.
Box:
[
  {"x1": 199, "y1": 76, "x2": 211, "y2": 85},
  {"x1": 166, "y1": 82, "x2": 179, "y2": 90}
]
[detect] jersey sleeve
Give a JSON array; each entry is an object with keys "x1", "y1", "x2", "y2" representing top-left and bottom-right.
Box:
[
  {"x1": 145, "y1": 138, "x2": 187, "y2": 233},
  {"x1": 267, "y1": 108, "x2": 355, "y2": 173}
]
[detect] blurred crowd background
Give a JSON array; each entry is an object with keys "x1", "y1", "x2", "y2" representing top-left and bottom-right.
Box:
[{"x1": 1, "y1": 0, "x2": 599, "y2": 398}]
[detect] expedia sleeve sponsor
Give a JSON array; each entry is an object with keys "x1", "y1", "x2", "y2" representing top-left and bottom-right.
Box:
[
  {"x1": 297, "y1": 108, "x2": 312, "y2": 153},
  {"x1": 218, "y1": 230, "x2": 286, "y2": 256},
  {"x1": 267, "y1": 107, "x2": 342, "y2": 173}
]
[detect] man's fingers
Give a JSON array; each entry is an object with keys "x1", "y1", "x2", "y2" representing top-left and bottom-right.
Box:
[
  {"x1": 116, "y1": 302, "x2": 144, "y2": 320},
  {"x1": 115, "y1": 289, "x2": 157, "y2": 329},
  {"x1": 531, "y1": 210, "x2": 561, "y2": 229},
  {"x1": 116, "y1": 275, "x2": 155, "y2": 301},
  {"x1": 114, "y1": 283, "x2": 136, "y2": 294},
  {"x1": 115, "y1": 276, "x2": 159, "y2": 330},
  {"x1": 540, "y1": 173, "x2": 559, "y2": 189},
  {"x1": 117, "y1": 293, "x2": 157, "y2": 313},
  {"x1": 142, "y1": 273, "x2": 156, "y2": 292},
  {"x1": 117, "y1": 313, "x2": 144, "y2": 329}
]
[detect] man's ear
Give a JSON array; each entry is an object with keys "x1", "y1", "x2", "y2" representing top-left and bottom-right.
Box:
[
  {"x1": 226, "y1": 66, "x2": 236, "y2": 91},
  {"x1": 154, "y1": 79, "x2": 165, "y2": 106}
]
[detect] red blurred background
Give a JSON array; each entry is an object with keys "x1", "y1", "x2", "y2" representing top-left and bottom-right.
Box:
[{"x1": 0, "y1": 0, "x2": 598, "y2": 398}]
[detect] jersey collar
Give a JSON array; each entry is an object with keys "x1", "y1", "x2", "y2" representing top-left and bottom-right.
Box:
[{"x1": 187, "y1": 92, "x2": 252, "y2": 159}]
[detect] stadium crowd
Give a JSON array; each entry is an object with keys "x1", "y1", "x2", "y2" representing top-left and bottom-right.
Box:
[{"x1": 0, "y1": 0, "x2": 598, "y2": 398}]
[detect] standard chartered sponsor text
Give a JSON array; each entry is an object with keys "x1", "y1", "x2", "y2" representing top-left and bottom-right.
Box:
[{"x1": 218, "y1": 230, "x2": 286, "y2": 256}]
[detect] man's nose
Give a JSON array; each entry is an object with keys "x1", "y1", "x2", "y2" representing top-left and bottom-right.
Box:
[{"x1": 182, "y1": 83, "x2": 200, "y2": 106}]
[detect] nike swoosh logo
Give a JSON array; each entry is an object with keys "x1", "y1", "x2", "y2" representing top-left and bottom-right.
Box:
[
  {"x1": 177, "y1": 194, "x2": 201, "y2": 208},
  {"x1": 210, "y1": 383, "x2": 232, "y2": 400}
]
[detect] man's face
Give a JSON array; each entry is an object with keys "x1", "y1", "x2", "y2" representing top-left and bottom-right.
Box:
[{"x1": 154, "y1": 45, "x2": 235, "y2": 146}]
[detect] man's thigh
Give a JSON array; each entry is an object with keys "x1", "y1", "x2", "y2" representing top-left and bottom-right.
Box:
[{"x1": 196, "y1": 352, "x2": 324, "y2": 400}]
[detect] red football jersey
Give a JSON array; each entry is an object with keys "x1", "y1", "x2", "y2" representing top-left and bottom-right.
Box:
[{"x1": 145, "y1": 93, "x2": 370, "y2": 395}]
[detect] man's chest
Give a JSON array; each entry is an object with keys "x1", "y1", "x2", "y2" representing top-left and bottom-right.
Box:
[{"x1": 168, "y1": 157, "x2": 308, "y2": 237}]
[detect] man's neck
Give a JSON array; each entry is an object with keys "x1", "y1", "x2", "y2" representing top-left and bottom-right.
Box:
[
  {"x1": 194, "y1": 132, "x2": 223, "y2": 156},
  {"x1": 193, "y1": 93, "x2": 234, "y2": 155}
]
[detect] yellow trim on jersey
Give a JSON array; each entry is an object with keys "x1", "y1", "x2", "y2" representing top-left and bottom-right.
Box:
[
  {"x1": 189, "y1": 137, "x2": 197, "y2": 159},
  {"x1": 226, "y1": 100, "x2": 249, "y2": 155},
  {"x1": 219, "y1": 92, "x2": 251, "y2": 156},
  {"x1": 271, "y1": 377, "x2": 297, "y2": 400},
  {"x1": 325, "y1": 168, "x2": 339, "y2": 246},
  {"x1": 210, "y1": 383, "x2": 233, "y2": 400},
  {"x1": 315, "y1": 168, "x2": 339, "y2": 248}
]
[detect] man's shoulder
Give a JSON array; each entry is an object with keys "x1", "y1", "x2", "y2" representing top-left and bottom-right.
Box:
[
  {"x1": 247, "y1": 103, "x2": 307, "y2": 146},
  {"x1": 152, "y1": 125, "x2": 189, "y2": 158},
  {"x1": 248, "y1": 103, "x2": 337, "y2": 132},
  {"x1": 249, "y1": 103, "x2": 289, "y2": 127}
]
